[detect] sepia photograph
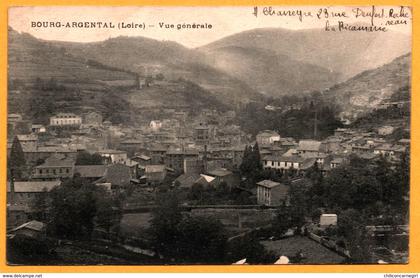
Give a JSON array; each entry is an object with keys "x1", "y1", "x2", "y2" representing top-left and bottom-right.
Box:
[{"x1": 6, "y1": 6, "x2": 411, "y2": 266}]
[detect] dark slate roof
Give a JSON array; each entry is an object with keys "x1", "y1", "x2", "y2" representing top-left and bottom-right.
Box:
[
  {"x1": 7, "y1": 180, "x2": 61, "y2": 193},
  {"x1": 35, "y1": 156, "x2": 75, "y2": 168},
  {"x1": 74, "y1": 165, "x2": 107, "y2": 178},
  {"x1": 175, "y1": 173, "x2": 201, "y2": 188},
  {"x1": 95, "y1": 164, "x2": 132, "y2": 186},
  {"x1": 300, "y1": 158, "x2": 317, "y2": 170},
  {"x1": 298, "y1": 140, "x2": 322, "y2": 152}
]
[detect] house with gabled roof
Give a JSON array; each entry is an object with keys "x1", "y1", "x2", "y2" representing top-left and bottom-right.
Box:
[
  {"x1": 7, "y1": 180, "x2": 61, "y2": 206},
  {"x1": 31, "y1": 155, "x2": 75, "y2": 180},
  {"x1": 94, "y1": 164, "x2": 132, "y2": 192},
  {"x1": 297, "y1": 140, "x2": 323, "y2": 158},
  {"x1": 256, "y1": 180, "x2": 289, "y2": 206},
  {"x1": 174, "y1": 173, "x2": 201, "y2": 189},
  {"x1": 74, "y1": 165, "x2": 107, "y2": 182},
  {"x1": 144, "y1": 165, "x2": 166, "y2": 185},
  {"x1": 206, "y1": 167, "x2": 240, "y2": 189},
  {"x1": 256, "y1": 130, "x2": 281, "y2": 146}
]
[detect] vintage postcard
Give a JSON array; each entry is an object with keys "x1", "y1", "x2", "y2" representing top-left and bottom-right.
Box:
[{"x1": 5, "y1": 5, "x2": 411, "y2": 267}]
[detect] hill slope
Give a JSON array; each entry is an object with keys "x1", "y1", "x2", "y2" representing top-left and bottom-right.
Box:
[
  {"x1": 53, "y1": 36, "x2": 261, "y2": 104},
  {"x1": 202, "y1": 45, "x2": 340, "y2": 96},
  {"x1": 200, "y1": 27, "x2": 411, "y2": 82},
  {"x1": 7, "y1": 28, "x2": 231, "y2": 124},
  {"x1": 325, "y1": 53, "x2": 411, "y2": 116},
  {"x1": 8, "y1": 27, "x2": 136, "y2": 86}
]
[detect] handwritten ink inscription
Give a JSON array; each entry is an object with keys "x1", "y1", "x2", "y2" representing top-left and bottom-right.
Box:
[{"x1": 253, "y1": 6, "x2": 411, "y2": 32}]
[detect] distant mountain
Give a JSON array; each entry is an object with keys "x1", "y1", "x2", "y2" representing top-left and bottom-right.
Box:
[
  {"x1": 201, "y1": 45, "x2": 340, "y2": 96},
  {"x1": 8, "y1": 27, "x2": 136, "y2": 86},
  {"x1": 7, "y1": 28, "x2": 231, "y2": 124},
  {"x1": 200, "y1": 27, "x2": 411, "y2": 83},
  {"x1": 52, "y1": 36, "x2": 261, "y2": 104},
  {"x1": 324, "y1": 53, "x2": 411, "y2": 116},
  {"x1": 8, "y1": 25, "x2": 411, "y2": 106}
]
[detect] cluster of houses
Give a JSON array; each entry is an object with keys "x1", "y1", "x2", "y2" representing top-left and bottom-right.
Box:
[
  {"x1": 7, "y1": 108, "x2": 409, "y2": 229},
  {"x1": 257, "y1": 128, "x2": 407, "y2": 174},
  {"x1": 6, "y1": 109, "x2": 244, "y2": 228},
  {"x1": 251, "y1": 126, "x2": 408, "y2": 207}
]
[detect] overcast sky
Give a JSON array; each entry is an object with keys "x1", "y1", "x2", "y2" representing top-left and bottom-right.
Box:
[{"x1": 9, "y1": 6, "x2": 412, "y2": 48}]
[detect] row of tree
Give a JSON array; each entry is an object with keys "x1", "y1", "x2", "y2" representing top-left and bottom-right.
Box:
[
  {"x1": 47, "y1": 175, "x2": 122, "y2": 239},
  {"x1": 149, "y1": 190, "x2": 274, "y2": 264}
]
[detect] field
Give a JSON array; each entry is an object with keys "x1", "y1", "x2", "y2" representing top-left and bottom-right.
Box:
[{"x1": 261, "y1": 236, "x2": 345, "y2": 264}]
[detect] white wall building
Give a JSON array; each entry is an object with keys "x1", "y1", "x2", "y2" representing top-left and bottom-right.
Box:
[
  {"x1": 320, "y1": 214, "x2": 337, "y2": 226},
  {"x1": 150, "y1": 120, "x2": 163, "y2": 132},
  {"x1": 262, "y1": 155, "x2": 303, "y2": 170},
  {"x1": 50, "y1": 113, "x2": 82, "y2": 127},
  {"x1": 256, "y1": 130, "x2": 281, "y2": 146}
]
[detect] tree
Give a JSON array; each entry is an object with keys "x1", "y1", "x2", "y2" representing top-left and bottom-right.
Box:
[
  {"x1": 288, "y1": 181, "x2": 309, "y2": 229},
  {"x1": 322, "y1": 156, "x2": 383, "y2": 210},
  {"x1": 174, "y1": 215, "x2": 227, "y2": 264},
  {"x1": 239, "y1": 145, "x2": 252, "y2": 176},
  {"x1": 33, "y1": 187, "x2": 49, "y2": 220},
  {"x1": 252, "y1": 142, "x2": 262, "y2": 172},
  {"x1": 396, "y1": 151, "x2": 410, "y2": 197},
  {"x1": 150, "y1": 191, "x2": 231, "y2": 264},
  {"x1": 311, "y1": 208, "x2": 323, "y2": 222},
  {"x1": 239, "y1": 143, "x2": 263, "y2": 187},
  {"x1": 149, "y1": 190, "x2": 183, "y2": 258},
  {"x1": 216, "y1": 181, "x2": 229, "y2": 197},
  {"x1": 305, "y1": 162, "x2": 323, "y2": 185},
  {"x1": 337, "y1": 209, "x2": 362, "y2": 240},
  {"x1": 273, "y1": 205, "x2": 293, "y2": 236},
  {"x1": 9, "y1": 136, "x2": 26, "y2": 180},
  {"x1": 235, "y1": 191, "x2": 253, "y2": 205},
  {"x1": 49, "y1": 181, "x2": 97, "y2": 239},
  {"x1": 48, "y1": 177, "x2": 116, "y2": 240},
  {"x1": 390, "y1": 151, "x2": 410, "y2": 216},
  {"x1": 75, "y1": 151, "x2": 104, "y2": 165},
  {"x1": 225, "y1": 235, "x2": 275, "y2": 264},
  {"x1": 189, "y1": 183, "x2": 205, "y2": 201},
  {"x1": 261, "y1": 168, "x2": 281, "y2": 182},
  {"x1": 337, "y1": 209, "x2": 375, "y2": 263},
  {"x1": 94, "y1": 186, "x2": 121, "y2": 233},
  {"x1": 346, "y1": 230, "x2": 375, "y2": 263}
]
